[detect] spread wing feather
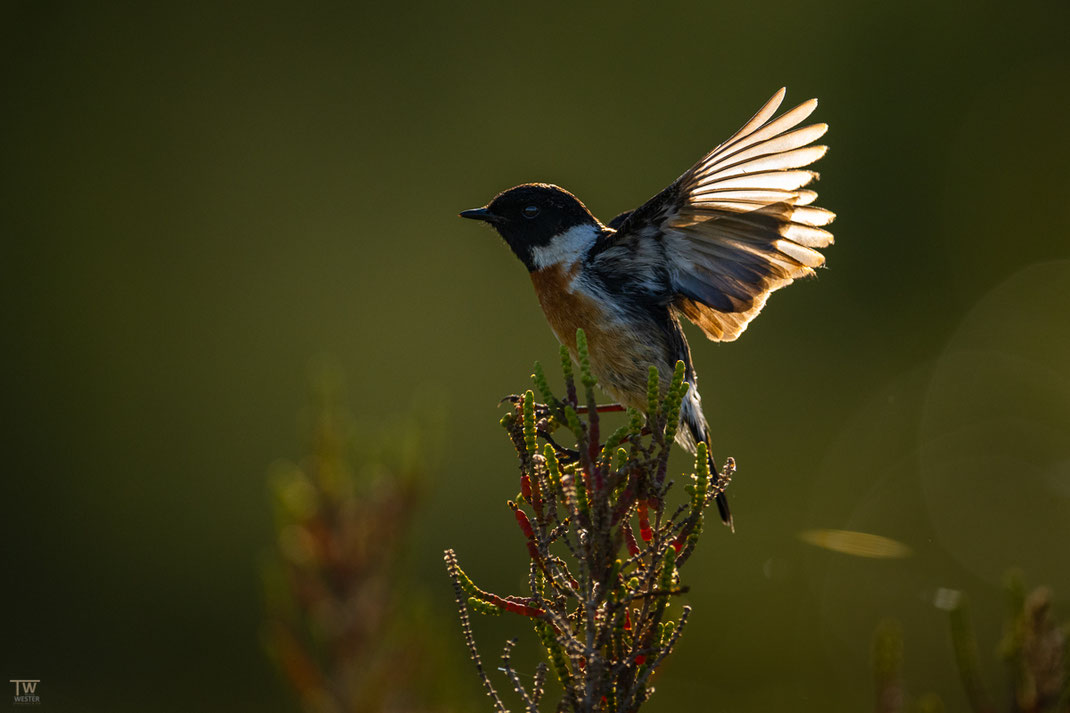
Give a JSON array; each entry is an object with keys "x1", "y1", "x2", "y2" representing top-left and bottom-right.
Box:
[{"x1": 610, "y1": 88, "x2": 835, "y2": 341}]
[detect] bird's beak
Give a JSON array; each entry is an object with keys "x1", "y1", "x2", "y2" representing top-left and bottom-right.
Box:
[{"x1": 459, "y1": 207, "x2": 503, "y2": 224}]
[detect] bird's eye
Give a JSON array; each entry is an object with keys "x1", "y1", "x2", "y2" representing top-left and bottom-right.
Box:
[{"x1": 522, "y1": 205, "x2": 540, "y2": 219}]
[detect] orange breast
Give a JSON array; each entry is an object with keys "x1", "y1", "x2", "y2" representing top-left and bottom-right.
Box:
[
  {"x1": 530, "y1": 264, "x2": 663, "y2": 410},
  {"x1": 530, "y1": 264, "x2": 599, "y2": 352}
]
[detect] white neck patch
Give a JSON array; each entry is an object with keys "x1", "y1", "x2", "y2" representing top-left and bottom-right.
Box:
[{"x1": 530, "y1": 223, "x2": 600, "y2": 270}]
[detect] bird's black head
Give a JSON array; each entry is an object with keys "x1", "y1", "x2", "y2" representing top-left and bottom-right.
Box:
[{"x1": 460, "y1": 183, "x2": 599, "y2": 271}]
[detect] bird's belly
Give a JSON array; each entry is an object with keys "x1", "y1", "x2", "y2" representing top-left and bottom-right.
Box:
[{"x1": 530, "y1": 264, "x2": 665, "y2": 411}]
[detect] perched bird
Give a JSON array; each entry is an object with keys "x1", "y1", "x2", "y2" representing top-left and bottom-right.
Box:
[{"x1": 460, "y1": 88, "x2": 835, "y2": 530}]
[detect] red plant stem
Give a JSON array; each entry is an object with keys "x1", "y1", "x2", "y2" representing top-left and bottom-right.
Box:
[
  {"x1": 510, "y1": 501, "x2": 550, "y2": 572},
  {"x1": 502, "y1": 601, "x2": 545, "y2": 617},
  {"x1": 528, "y1": 469, "x2": 544, "y2": 519},
  {"x1": 520, "y1": 473, "x2": 544, "y2": 521},
  {"x1": 514, "y1": 506, "x2": 534, "y2": 538},
  {"x1": 450, "y1": 550, "x2": 547, "y2": 619},
  {"x1": 573, "y1": 403, "x2": 626, "y2": 414},
  {"x1": 624, "y1": 523, "x2": 641, "y2": 558},
  {"x1": 638, "y1": 499, "x2": 653, "y2": 543},
  {"x1": 492, "y1": 593, "x2": 545, "y2": 618},
  {"x1": 473, "y1": 588, "x2": 545, "y2": 619}
]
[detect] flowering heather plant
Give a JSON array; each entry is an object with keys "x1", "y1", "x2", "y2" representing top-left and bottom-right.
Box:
[{"x1": 445, "y1": 328, "x2": 733, "y2": 712}]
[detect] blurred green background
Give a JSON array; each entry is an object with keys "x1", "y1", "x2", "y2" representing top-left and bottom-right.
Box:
[{"x1": 3, "y1": 1, "x2": 1069, "y2": 711}]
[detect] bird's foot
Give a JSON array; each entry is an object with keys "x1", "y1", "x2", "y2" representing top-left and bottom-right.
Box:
[
  {"x1": 537, "y1": 429, "x2": 579, "y2": 465},
  {"x1": 499, "y1": 394, "x2": 555, "y2": 420}
]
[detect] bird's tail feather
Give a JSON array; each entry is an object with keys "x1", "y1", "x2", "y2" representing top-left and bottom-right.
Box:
[{"x1": 677, "y1": 387, "x2": 734, "y2": 531}]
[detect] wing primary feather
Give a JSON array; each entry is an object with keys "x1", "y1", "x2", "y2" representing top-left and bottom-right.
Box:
[
  {"x1": 780, "y1": 223, "x2": 834, "y2": 247},
  {"x1": 687, "y1": 188, "x2": 799, "y2": 201},
  {"x1": 690, "y1": 170, "x2": 818, "y2": 193},
  {"x1": 694, "y1": 123, "x2": 828, "y2": 180},
  {"x1": 685, "y1": 202, "x2": 835, "y2": 229},
  {"x1": 696, "y1": 145, "x2": 828, "y2": 184},
  {"x1": 784, "y1": 206, "x2": 836, "y2": 228},
  {"x1": 690, "y1": 101, "x2": 821, "y2": 184},
  {"x1": 773, "y1": 239, "x2": 825, "y2": 267},
  {"x1": 707, "y1": 88, "x2": 787, "y2": 156}
]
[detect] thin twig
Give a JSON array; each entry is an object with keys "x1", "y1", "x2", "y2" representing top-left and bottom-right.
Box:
[
  {"x1": 444, "y1": 549, "x2": 509, "y2": 713},
  {"x1": 501, "y1": 638, "x2": 537, "y2": 713}
]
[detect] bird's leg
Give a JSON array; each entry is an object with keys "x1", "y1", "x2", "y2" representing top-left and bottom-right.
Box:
[
  {"x1": 537, "y1": 429, "x2": 579, "y2": 465},
  {"x1": 501, "y1": 394, "x2": 579, "y2": 462},
  {"x1": 499, "y1": 394, "x2": 554, "y2": 420},
  {"x1": 573, "y1": 403, "x2": 626, "y2": 414}
]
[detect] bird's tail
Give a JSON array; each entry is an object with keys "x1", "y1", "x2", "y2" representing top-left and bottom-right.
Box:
[{"x1": 676, "y1": 385, "x2": 734, "y2": 531}]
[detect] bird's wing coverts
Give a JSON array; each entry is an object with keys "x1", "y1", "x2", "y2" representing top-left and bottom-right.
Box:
[{"x1": 611, "y1": 88, "x2": 835, "y2": 341}]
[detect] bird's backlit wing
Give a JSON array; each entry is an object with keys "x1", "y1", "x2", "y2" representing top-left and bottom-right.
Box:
[{"x1": 611, "y1": 88, "x2": 835, "y2": 341}]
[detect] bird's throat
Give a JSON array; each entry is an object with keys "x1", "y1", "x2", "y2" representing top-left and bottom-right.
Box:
[{"x1": 529, "y1": 223, "x2": 600, "y2": 271}]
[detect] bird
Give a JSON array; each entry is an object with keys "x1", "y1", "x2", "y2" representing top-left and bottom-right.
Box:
[{"x1": 459, "y1": 88, "x2": 835, "y2": 531}]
